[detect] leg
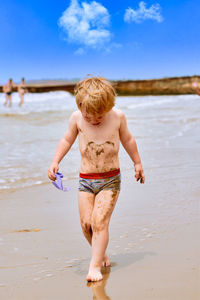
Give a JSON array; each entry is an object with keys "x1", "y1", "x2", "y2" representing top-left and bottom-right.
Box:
[
  {"x1": 8, "y1": 95, "x2": 12, "y2": 107},
  {"x1": 19, "y1": 93, "x2": 24, "y2": 106},
  {"x1": 87, "y1": 190, "x2": 120, "y2": 282},
  {"x1": 78, "y1": 191, "x2": 95, "y2": 245},
  {"x1": 4, "y1": 94, "x2": 8, "y2": 106},
  {"x1": 78, "y1": 191, "x2": 111, "y2": 267}
]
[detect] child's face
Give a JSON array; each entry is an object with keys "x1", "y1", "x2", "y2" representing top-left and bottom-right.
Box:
[{"x1": 81, "y1": 109, "x2": 106, "y2": 126}]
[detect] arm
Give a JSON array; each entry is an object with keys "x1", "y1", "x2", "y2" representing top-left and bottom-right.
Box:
[
  {"x1": 192, "y1": 82, "x2": 200, "y2": 95},
  {"x1": 195, "y1": 87, "x2": 200, "y2": 96},
  {"x1": 119, "y1": 112, "x2": 145, "y2": 183},
  {"x1": 48, "y1": 112, "x2": 78, "y2": 180}
]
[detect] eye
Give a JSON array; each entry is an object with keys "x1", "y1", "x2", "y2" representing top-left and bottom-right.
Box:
[{"x1": 85, "y1": 116, "x2": 91, "y2": 121}]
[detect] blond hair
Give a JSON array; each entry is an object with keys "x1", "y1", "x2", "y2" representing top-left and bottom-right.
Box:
[{"x1": 75, "y1": 77, "x2": 116, "y2": 114}]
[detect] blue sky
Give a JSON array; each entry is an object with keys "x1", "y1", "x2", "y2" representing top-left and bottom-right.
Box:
[{"x1": 0, "y1": 0, "x2": 199, "y2": 83}]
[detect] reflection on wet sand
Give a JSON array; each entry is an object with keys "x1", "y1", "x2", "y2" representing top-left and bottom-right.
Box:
[
  {"x1": 87, "y1": 267, "x2": 111, "y2": 300},
  {"x1": 85, "y1": 251, "x2": 156, "y2": 299}
]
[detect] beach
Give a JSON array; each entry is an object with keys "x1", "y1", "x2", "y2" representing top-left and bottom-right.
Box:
[{"x1": 0, "y1": 93, "x2": 200, "y2": 299}]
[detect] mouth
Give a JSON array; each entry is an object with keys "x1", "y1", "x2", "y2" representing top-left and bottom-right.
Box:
[{"x1": 91, "y1": 122, "x2": 101, "y2": 126}]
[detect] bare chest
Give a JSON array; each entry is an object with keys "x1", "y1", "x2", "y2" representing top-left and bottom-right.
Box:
[{"x1": 78, "y1": 122, "x2": 120, "y2": 157}]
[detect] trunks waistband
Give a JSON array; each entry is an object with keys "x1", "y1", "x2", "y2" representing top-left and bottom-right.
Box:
[{"x1": 79, "y1": 168, "x2": 120, "y2": 179}]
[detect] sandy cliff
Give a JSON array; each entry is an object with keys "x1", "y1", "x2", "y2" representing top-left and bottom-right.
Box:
[{"x1": 113, "y1": 75, "x2": 200, "y2": 95}]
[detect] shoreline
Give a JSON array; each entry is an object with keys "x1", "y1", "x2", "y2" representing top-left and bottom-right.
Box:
[{"x1": 0, "y1": 75, "x2": 200, "y2": 95}]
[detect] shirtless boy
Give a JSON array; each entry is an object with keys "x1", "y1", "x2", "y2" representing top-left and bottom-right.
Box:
[{"x1": 48, "y1": 77, "x2": 145, "y2": 282}]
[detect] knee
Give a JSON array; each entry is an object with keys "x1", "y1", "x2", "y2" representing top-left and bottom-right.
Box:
[
  {"x1": 91, "y1": 215, "x2": 109, "y2": 232},
  {"x1": 81, "y1": 220, "x2": 92, "y2": 234}
]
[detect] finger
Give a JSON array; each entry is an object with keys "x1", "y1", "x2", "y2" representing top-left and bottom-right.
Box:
[
  {"x1": 54, "y1": 166, "x2": 59, "y2": 174},
  {"x1": 140, "y1": 175, "x2": 145, "y2": 184},
  {"x1": 139, "y1": 170, "x2": 145, "y2": 182},
  {"x1": 136, "y1": 175, "x2": 141, "y2": 182},
  {"x1": 48, "y1": 170, "x2": 56, "y2": 181},
  {"x1": 135, "y1": 172, "x2": 140, "y2": 179}
]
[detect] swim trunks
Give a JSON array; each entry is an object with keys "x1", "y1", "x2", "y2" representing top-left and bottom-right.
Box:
[{"x1": 79, "y1": 169, "x2": 121, "y2": 195}]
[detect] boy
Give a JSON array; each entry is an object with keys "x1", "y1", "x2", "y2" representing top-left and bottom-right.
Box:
[{"x1": 48, "y1": 77, "x2": 145, "y2": 282}]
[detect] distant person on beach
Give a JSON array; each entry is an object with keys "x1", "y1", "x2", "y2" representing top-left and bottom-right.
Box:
[
  {"x1": 3, "y1": 78, "x2": 16, "y2": 107},
  {"x1": 48, "y1": 77, "x2": 145, "y2": 282},
  {"x1": 18, "y1": 77, "x2": 28, "y2": 106},
  {"x1": 192, "y1": 82, "x2": 200, "y2": 95}
]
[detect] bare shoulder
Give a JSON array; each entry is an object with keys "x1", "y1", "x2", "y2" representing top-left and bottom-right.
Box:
[
  {"x1": 69, "y1": 110, "x2": 80, "y2": 122},
  {"x1": 67, "y1": 111, "x2": 81, "y2": 132},
  {"x1": 112, "y1": 108, "x2": 126, "y2": 121}
]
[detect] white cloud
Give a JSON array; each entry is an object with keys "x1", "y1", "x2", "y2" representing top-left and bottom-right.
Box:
[
  {"x1": 58, "y1": 0, "x2": 111, "y2": 49},
  {"x1": 124, "y1": 1, "x2": 163, "y2": 23},
  {"x1": 104, "y1": 42, "x2": 123, "y2": 54},
  {"x1": 74, "y1": 47, "x2": 85, "y2": 55}
]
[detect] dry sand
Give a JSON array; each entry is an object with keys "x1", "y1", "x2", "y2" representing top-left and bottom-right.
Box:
[{"x1": 0, "y1": 167, "x2": 199, "y2": 300}]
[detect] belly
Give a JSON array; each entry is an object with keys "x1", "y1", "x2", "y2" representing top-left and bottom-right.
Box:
[{"x1": 80, "y1": 141, "x2": 120, "y2": 173}]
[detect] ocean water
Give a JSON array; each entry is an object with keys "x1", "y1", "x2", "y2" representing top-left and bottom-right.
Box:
[{"x1": 0, "y1": 92, "x2": 200, "y2": 191}]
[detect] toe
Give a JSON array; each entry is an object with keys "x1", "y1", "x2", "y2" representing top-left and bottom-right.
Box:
[{"x1": 86, "y1": 274, "x2": 91, "y2": 282}]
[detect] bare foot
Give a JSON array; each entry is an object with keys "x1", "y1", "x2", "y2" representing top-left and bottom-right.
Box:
[
  {"x1": 102, "y1": 254, "x2": 111, "y2": 267},
  {"x1": 86, "y1": 267, "x2": 103, "y2": 282}
]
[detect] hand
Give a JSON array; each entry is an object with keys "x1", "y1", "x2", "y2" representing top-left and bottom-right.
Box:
[
  {"x1": 48, "y1": 162, "x2": 59, "y2": 181},
  {"x1": 134, "y1": 163, "x2": 145, "y2": 184}
]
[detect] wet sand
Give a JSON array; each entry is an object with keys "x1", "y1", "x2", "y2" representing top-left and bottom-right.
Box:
[{"x1": 0, "y1": 166, "x2": 199, "y2": 300}]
